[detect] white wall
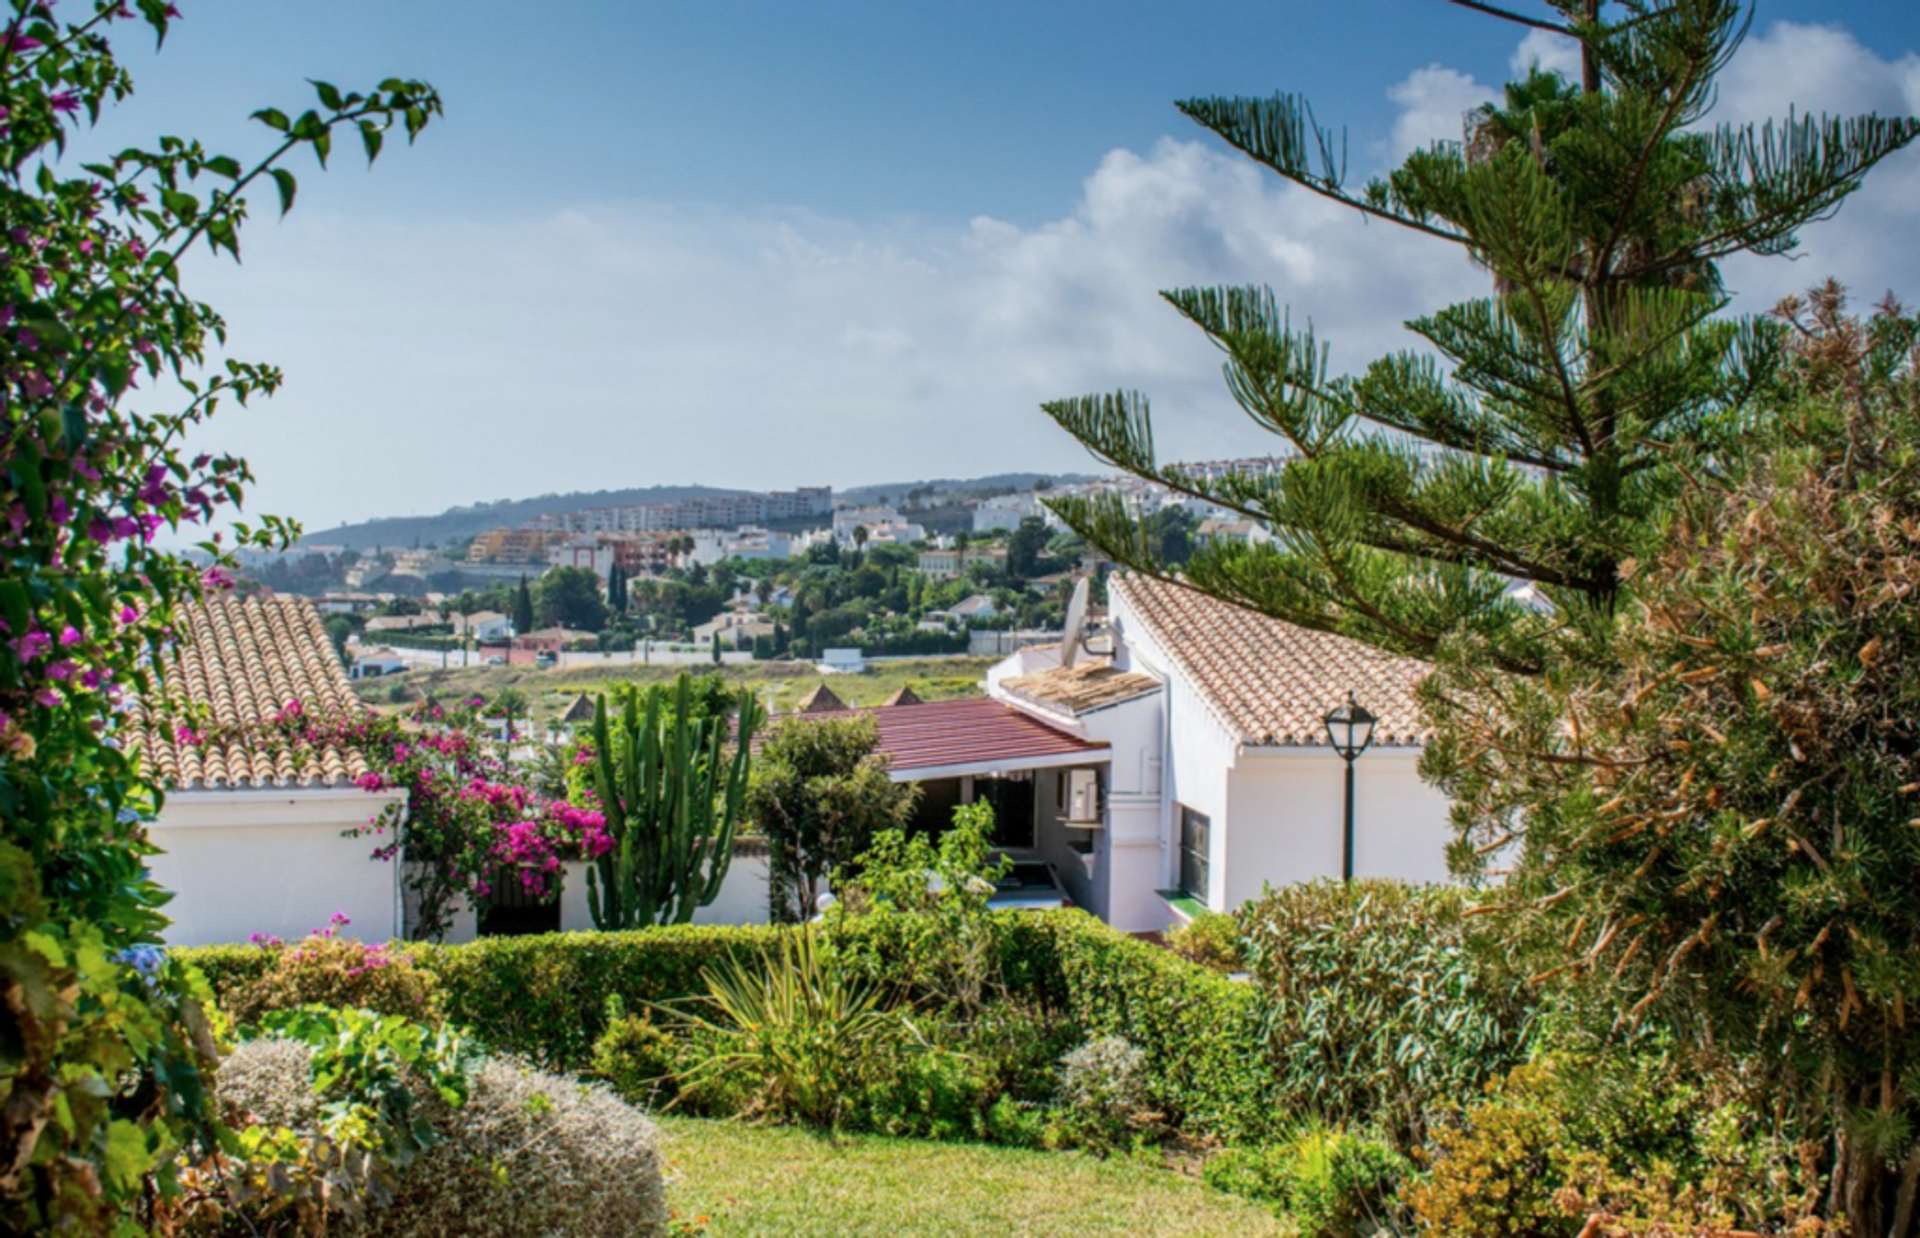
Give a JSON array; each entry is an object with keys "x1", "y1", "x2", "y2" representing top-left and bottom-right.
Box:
[
  {"x1": 1222, "y1": 747, "x2": 1453, "y2": 908},
  {"x1": 555, "y1": 853, "x2": 772, "y2": 930},
  {"x1": 149, "y1": 788, "x2": 408, "y2": 946}
]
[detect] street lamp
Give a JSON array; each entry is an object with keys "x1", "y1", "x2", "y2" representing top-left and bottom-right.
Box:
[{"x1": 1323, "y1": 692, "x2": 1377, "y2": 882}]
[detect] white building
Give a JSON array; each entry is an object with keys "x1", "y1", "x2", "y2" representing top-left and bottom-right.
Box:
[
  {"x1": 971, "y1": 492, "x2": 1049, "y2": 534},
  {"x1": 985, "y1": 573, "x2": 1451, "y2": 931},
  {"x1": 135, "y1": 596, "x2": 410, "y2": 946}
]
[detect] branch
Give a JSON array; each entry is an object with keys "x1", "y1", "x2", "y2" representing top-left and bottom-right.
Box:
[{"x1": 1441, "y1": 0, "x2": 1570, "y2": 34}]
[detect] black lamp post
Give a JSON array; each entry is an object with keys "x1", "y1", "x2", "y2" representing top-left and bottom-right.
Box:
[{"x1": 1323, "y1": 692, "x2": 1377, "y2": 882}]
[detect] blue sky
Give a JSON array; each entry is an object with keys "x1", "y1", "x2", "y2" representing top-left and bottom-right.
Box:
[{"x1": 82, "y1": 2, "x2": 1920, "y2": 533}]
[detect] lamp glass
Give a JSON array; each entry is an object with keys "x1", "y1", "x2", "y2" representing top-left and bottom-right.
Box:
[{"x1": 1323, "y1": 694, "x2": 1377, "y2": 761}]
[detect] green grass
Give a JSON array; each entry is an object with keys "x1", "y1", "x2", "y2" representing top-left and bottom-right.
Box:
[
  {"x1": 352, "y1": 657, "x2": 995, "y2": 725},
  {"x1": 657, "y1": 1116, "x2": 1288, "y2": 1238}
]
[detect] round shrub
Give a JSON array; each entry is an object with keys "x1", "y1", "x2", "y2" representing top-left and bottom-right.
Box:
[
  {"x1": 1204, "y1": 1123, "x2": 1408, "y2": 1238},
  {"x1": 216, "y1": 1037, "x2": 320, "y2": 1131},
  {"x1": 364, "y1": 1056, "x2": 668, "y2": 1238},
  {"x1": 216, "y1": 1039, "x2": 668, "y2": 1238},
  {"x1": 228, "y1": 931, "x2": 443, "y2": 1029},
  {"x1": 591, "y1": 1007, "x2": 683, "y2": 1108},
  {"x1": 1056, "y1": 1035, "x2": 1155, "y2": 1151}
]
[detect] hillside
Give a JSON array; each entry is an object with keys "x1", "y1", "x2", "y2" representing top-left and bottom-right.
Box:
[
  {"x1": 300, "y1": 471, "x2": 1106, "y2": 551},
  {"x1": 298, "y1": 485, "x2": 745, "y2": 550},
  {"x1": 838, "y1": 471, "x2": 1098, "y2": 508}
]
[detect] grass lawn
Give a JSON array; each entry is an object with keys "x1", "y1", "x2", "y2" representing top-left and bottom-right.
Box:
[
  {"x1": 657, "y1": 1116, "x2": 1287, "y2": 1238},
  {"x1": 353, "y1": 656, "x2": 995, "y2": 725}
]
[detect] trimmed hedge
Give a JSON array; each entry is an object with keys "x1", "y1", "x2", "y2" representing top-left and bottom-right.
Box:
[
  {"x1": 181, "y1": 925, "x2": 786, "y2": 1068},
  {"x1": 181, "y1": 912, "x2": 1276, "y2": 1134},
  {"x1": 1000, "y1": 913, "x2": 1277, "y2": 1142}
]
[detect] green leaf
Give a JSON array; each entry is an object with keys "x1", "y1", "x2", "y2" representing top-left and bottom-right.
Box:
[
  {"x1": 251, "y1": 106, "x2": 290, "y2": 133},
  {"x1": 312, "y1": 79, "x2": 343, "y2": 111},
  {"x1": 269, "y1": 168, "x2": 297, "y2": 215}
]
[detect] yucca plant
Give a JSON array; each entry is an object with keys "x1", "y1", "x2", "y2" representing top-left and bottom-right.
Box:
[
  {"x1": 671, "y1": 928, "x2": 906, "y2": 1130},
  {"x1": 586, "y1": 674, "x2": 764, "y2": 928}
]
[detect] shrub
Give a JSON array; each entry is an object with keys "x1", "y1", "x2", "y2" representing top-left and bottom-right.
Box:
[
  {"x1": 1239, "y1": 879, "x2": 1531, "y2": 1148},
  {"x1": 1204, "y1": 1122, "x2": 1408, "y2": 1238},
  {"x1": 669, "y1": 927, "x2": 907, "y2": 1129},
  {"x1": 1055, "y1": 1036, "x2": 1155, "y2": 1152},
  {"x1": 590, "y1": 995, "x2": 683, "y2": 1109},
  {"x1": 1013, "y1": 912, "x2": 1276, "y2": 1142},
  {"x1": 1165, "y1": 911, "x2": 1244, "y2": 972},
  {"x1": 413, "y1": 925, "x2": 785, "y2": 1067},
  {"x1": 1403, "y1": 1053, "x2": 1807, "y2": 1238},
  {"x1": 363, "y1": 1056, "x2": 668, "y2": 1238},
  {"x1": 216, "y1": 1037, "x2": 668, "y2": 1237},
  {"x1": 227, "y1": 924, "x2": 443, "y2": 1029}
]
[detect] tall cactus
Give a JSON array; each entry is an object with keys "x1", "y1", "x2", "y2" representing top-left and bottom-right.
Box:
[{"x1": 585, "y1": 674, "x2": 763, "y2": 928}]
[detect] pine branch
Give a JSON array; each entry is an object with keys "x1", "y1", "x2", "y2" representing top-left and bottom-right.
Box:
[
  {"x1": 1177, "y1": 95, "x2": 1471, "y2": 246},
  {"x1": 1441, "y1": 0, "x2": 1569, "y2": 34}
]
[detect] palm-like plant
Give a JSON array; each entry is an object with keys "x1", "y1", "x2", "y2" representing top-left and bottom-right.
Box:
[{"x1": 671, "y1": 929, "x2": 904, "y2": 1129}]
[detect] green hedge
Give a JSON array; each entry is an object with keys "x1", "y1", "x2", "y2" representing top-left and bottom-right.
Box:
[
  {"x1": 179, "y1": 912, "x2": 1273, "y2": 1135},
  {"x1": 1001, "y1": 913, "x2": 1277, "y2": 1142},
  {"x1": 180, "y1": 925, "x2": 788, "y2": 1068}
]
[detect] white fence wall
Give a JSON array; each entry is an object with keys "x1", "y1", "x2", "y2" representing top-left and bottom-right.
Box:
[{"x1": 149, "y1": 788, "x2": 408, "y2": 947}]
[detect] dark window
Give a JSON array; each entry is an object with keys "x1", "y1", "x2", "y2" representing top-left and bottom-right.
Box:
[
  {"x1": 478, "y1": 868, "x2": 561, "y2": 937},
  {"x1": 1179, "y1": 806, "x2": 1211, "y2": 902}
]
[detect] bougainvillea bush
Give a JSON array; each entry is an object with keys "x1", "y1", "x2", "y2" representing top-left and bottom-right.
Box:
[{"x1": 0, "y1": 1, "x2": 438, "y2": 1228}]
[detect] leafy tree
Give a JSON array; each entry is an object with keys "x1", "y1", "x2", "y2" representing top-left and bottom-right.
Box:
[
  {"x1": 748, "y1": 715, "x2": 918, "y2": 921},
  {"x1": 1428, "y1": 286, "x2": 1920, "y2": 1233},
  {"x1": 512, "y1": 573, "x2": 535, "y2": 635},
  {"x1": 537, "y1": 564, "x2": 608, "y2": 632},
  {"x1": 1007, "y1": 515, "x2": 1050, "y2": 578},
  {"x1": 1147, "y1": 503, "x2": 1196, "y2": 567},
  {"x1": 1043, "y1": 0, "x2": 1920, "y2": 675},
  {"x1": 0, "y1": 3, "x2": 438, "y2": 1228}
]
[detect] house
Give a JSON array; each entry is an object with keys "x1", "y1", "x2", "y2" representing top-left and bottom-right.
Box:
[
  {"x1": 452, "y1": 610, "x2": 513, "y2": 641},
  {"x1": 943, "y1": 594, "x2": 1000, "y2": 624},
  {"x1": 983, "y1": 572, "x2": 1451, "y2": 931},
  {"x1": 349, "y1": 646, "x2": 410, "y2": 679},
  {"x1": 692, "y1": 612, "x2": 778, "y2": 649},
  {"x1": 363, "y1": 613, "x2": 444, "y2": 635},
  {"x1": 917, "y1": 544, "x2": 1008, "y2": 581},
  {"x1": 133, "y1": 596, "x2": 409, "y2": 946}
]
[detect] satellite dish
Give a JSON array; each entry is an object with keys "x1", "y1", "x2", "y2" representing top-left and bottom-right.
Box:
[{"x1": 1060, "y1": 576, "x2": 1091, "y2": 669}]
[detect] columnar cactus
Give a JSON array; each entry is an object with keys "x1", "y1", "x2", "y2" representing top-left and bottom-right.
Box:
[{"x1": 585, "y1": 674, "x2": 762, "y2": 928}]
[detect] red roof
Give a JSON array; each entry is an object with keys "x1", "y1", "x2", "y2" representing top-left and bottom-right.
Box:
[{"x1": 767, "y1": 697, "x2": 1107, "y2": 777}]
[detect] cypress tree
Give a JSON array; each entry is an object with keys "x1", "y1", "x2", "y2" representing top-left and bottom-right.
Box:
[
  {"x1": 512, "y1": 573, "x2": 535, "y2": 636},
  {"x1": 1043, "y1": 0, "x2": 1920, "y2": 674}
]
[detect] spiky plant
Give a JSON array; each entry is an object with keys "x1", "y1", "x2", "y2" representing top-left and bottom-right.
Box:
[{"x1": 585, "y1": 674, "x2": 762, "y2": 928}]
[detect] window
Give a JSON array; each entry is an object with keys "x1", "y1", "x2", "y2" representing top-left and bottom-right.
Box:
[{"x1": 1179, "y1": 806, "x2": 1210, "y2": 902}]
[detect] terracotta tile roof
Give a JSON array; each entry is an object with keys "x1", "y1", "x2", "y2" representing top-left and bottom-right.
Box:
[
  {"x1": 1000, "y1": 661, "x2": 1162, "y2": 716},
  {"x1": 131, "y1": 595, "x2": 374, "y2": 789},
  {"x1": 761, "y1": 697, "x2": 1107, "y2": 776},
  {"x1": 1112, "y1": 573, "x2": 1429, "y2": 748},
  {"x1": 560, "y1": 692, "x2": 597, "y2": 724},
  {"x1": 881, "y1": 686, "x2": 923, "y2": 707}
]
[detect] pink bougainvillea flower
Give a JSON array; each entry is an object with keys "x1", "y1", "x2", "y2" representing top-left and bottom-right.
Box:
[{"x1": 58, "y1": 625, "x2": 82, "y2": 646}]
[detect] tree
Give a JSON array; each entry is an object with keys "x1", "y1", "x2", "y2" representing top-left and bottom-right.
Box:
[
  {"x1": 1007, "y1": 515, "x2": 1050, "y2": 578},
  {"x1": 512, "y1": 573, "x2": 535, "y2": 635},
  {"x1": 585, "y1": 675, "x2": 762, "y2": 928},
  {"x1": 538, "y1": 565, "x2": 608, "y2": 632},
  {"x1": 606, "y1": 560, "x2": 628, "y2": 614},
  {"x1": 748, "y1": 715, "x2": 918, "y2": 920},
  {"x1": 0, "y1": 4, "x2": 439, "y2": 1228},
  {"x1": 1043, "y1": 0, "x2": 1919, "y2": 675},
  {"x1": 1428, "y1": 286, "x2": 1920, "y2": 1233}
]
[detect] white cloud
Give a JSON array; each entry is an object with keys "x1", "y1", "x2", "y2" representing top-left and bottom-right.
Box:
[
  {"x1": 174, "y1": 17, "x2": 1919, "y2": 534},
  {"x1": 1388, "y1": 65, "x2": 1493, "y2": 157},
  {"x1": 1510, "y1": 28, "x2": 1582, "y2": 81}
]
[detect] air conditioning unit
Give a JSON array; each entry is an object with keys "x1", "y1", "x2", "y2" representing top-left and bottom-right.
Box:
[{"x1": 1065, "y1": 767, "x2": 1103, "y2": 828}]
